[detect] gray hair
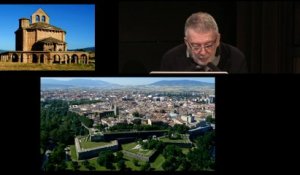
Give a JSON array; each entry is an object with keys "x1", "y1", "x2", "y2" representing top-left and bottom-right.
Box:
[{"x1": 184, "y1": 12, "x2": 219, "y2": 36}]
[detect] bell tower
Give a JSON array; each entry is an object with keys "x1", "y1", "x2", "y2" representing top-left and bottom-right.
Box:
[{"x1": 31, "y1": 8, "x2": 50, "y2": 24}]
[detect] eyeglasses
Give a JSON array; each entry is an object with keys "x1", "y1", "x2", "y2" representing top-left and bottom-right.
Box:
[{"x1": 186, "y1": 39, "x2": 217, "y2": 52}]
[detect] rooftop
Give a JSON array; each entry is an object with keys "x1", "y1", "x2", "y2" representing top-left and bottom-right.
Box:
[
  {"x1": 27, "y1": 22, "x2": 65, "y2": 32},
  {"x1": 37, "y1": 37, "x2": 66, "y2": 44}
]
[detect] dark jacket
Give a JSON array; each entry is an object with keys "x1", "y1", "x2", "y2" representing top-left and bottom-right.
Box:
[{"x1": 160, "y1": 42, "x2": 248, "y2": 73}]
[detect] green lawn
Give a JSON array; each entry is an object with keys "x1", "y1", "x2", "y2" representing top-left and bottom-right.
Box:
[
  {"x1": 67, "y1": 157, "x2": 115, "y2": 171},
  {"x1": 123, "y1": 155, "x2": 147, "y2": 171},
  {"x1": 69, "y1": 145, "x2": 77, "y2": 160},
  {"x1": 121, "y1": 142, "x2": 136, "y2": 150},
  {"x1": 159, "y1": 135, "x2": 191, "y2": 143},
  {"x1": 181, "y1": 148, "x2": 190, "y2": 155},
  {"x1": 84, "y1": 158, "x2": 110, "y2": 171},
  {"x1": 151, "y1": 154, "x2": 165, "y2": 171},
  {"x1": 79, "y1": 140, "x2": 113, "y2": 149},
  {"x1": 121, "y1": 142, "x2": 155, "y2": 156}
]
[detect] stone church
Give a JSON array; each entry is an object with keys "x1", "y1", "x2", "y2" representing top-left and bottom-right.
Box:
[{"x1": 0, "y1": 8, "x2": 89, "y2": 64}]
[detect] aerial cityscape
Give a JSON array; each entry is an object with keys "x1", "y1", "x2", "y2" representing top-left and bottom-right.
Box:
[{"x1": 40, "y1": 77, "x2": 216, "y2": 172}]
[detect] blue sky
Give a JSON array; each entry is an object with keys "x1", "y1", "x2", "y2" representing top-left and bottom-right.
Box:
[
  {"x1": 42, "y1": 77, "x2": 215, "y2": 85},
  {"x1": 0, "y1": 4, "x2": 95, "y2": 50}
]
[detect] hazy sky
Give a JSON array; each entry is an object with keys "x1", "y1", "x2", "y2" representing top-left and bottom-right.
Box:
[
  {"x1": 0, "y1": 4, "x2": 95, "y2": 50},
  {"x1": 42, "y1": 77, "x2": 215, "y2": 85}
]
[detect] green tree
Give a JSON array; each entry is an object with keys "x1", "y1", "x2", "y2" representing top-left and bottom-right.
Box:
[
  {"x1": 180, "y1": 158, "x2": 191, "y2": 171},
  {"x1": 40, "y1": 130, "x2": 48, "y2": 152},
  {"x1": 132, "y1": 118, "x2": 141, "y2": 125},
  {"x1": 96, "y1": 124, "x2": 108, "y2": 132},
  {"x1": 140, "y1": 162, "x2": 151, "y2": 171},
  {"x1": 187, "y1": 146, "x2": 211, "y2": 170},
  {"x1": 97, "y1": 150, "x2": 115, "y2": 169},
  {"x1": 206, "y1": 115, "x2": 215, "y2": 124},
  {"x1": 187, "y1": 131, "x2": 215, "y2": 171},
  {"x1": 172, "y1": 124, "x2": 190, "y2": 134},
  {"x1": 117, "y1": 160, "x2": 126, "y2": 171},
  {"x1": 162, "y1": 157, "x2": 177, "y2": 171},
  {"x1": 162, "y1": 145, "x2": 183, "y2": 159},
  {"x1": 82, "y1": 160, "x2": 90, "y2": 168},
  {"x1": 71, "y1": 161, "x2": 80, "y2": 171},
  {"x1": 50, "y1": 143, "x2": 66, "y2": 164},
  {"x1": 162, "y1": 145, "x2": 184, "y2": 171},
  {"x1": 46, "y1": 150, "x2": 67, "y2": 171},
  {"x1": 133, "y1": 159, "x2": 139, "y2": 166},
  {"x1": 44, "y1": 161, "x2": 55, "y2": 171},
  {"x1": 87, "y1": 164, "x2": 96, "y2": 171},
  {"x1": 116, "y1": 151, "x2": 124, "y2": 162},
  {"x1": 132, "y1": 111, "x2": 140, "y2": 117}
]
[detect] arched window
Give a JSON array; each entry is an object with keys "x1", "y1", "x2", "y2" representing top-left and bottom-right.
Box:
[
  {"x1": 36, "y1": 15, "x2": 40, "y2": 22},
  {"x1": 42, "y1": 16, "x2": 46, "y2": 22}
]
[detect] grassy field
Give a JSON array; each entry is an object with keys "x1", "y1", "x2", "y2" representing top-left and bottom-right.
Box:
[
  {"x1": 181, "y1": 148, "x2": 191, "y2": 155},
  {"x1": 159, "y1": 135, "x2": 191, "y2": 143},
  {"x1": 83, "y1": 158, "x2": 110, "y2": 171},
  {"x1": 0, "y1": 62, "x2": 95, "y2": 70},
  {"x1": 121, "y1": 142, "x2": 155, "y2": 156},
  {"x1": 67, "y1": 157, "x2": 111, "y2": 171},
  {"x1": 123, "y1": 155, "x2": 147, "y2": 171},
  {"x1": 70, "y1": 145, "x2": 77, "y2": 160},
  {"x1": 151, "y1": 154, "x2": 165, "y2": 170},
  {"x1": 79, "y1": 140, "x2": 114, "y2": 149}
]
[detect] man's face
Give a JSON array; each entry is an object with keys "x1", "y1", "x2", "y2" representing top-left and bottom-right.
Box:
[{"x1": 185, "y1": 28, "x2": 220, "y2": 66}]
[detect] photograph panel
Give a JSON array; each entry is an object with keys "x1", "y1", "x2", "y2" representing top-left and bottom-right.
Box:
[
  {"x1": 40, "y1": 77, "x2": 216, "y2": 172},
  {"x1": 0, "y1": 4, "x2": 95, "y2": 71}
]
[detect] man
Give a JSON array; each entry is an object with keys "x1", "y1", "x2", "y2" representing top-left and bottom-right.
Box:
[{"x1": 160, "y1": 12, "x2": 248, "y2": 73}]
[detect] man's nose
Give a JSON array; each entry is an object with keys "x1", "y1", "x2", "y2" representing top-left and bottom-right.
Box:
[{"x1": 197, "y1": 47, "x2": 207, "y2": 55}]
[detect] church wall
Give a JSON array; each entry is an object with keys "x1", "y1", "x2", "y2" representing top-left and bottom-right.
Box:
[
  {"x1": 56, "y1": 44, "x2": 65, "y2": 51},
  {"x1": 26, "y1": 31, "x2": 36, "y2": 51},
  {"x1": 43, "y1": 44, "x2": 54, "y2": 51},
  {"x1": 36, "y1": 30, "x2": 65, "y2": 43},
  {"x1": 15, "y1": 30, "x2": 23, "y2": 51}
]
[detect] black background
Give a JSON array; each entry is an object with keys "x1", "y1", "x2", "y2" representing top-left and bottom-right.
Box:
[
  {"x1": 119, "y1": 1, "x2": 300, "y2": 74},
  {"x1": 119, "y1": 1, "x2": 237, "y2": 74},
  {"x1": 0, "y1": 0, "x2": 299, "y2": 174}
]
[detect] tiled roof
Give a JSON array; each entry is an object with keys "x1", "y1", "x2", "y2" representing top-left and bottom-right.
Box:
[
  {"x1": 37, "y1": 37, "x2": 66, "y2": 44},
  {"x1": 27, "y1": 22, "x2": 65, "y2": 32}
]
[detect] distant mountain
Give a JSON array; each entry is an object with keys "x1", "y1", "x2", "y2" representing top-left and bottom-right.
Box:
[
  {"x1": 41, "y1": 78, "x2": 119, "y2": 89},
  {"x1": 41, "y1": 79, "x2": 214, "y2": 89},
  {"x1": 0, "y1": 50, "x2": 8, "y2": 53},
  {"x1": 68, "y1": 47, "x2": 95, "y2": 52},
  {"x1": 149, "y1": 80, "x2": 214, "y2": 86}
]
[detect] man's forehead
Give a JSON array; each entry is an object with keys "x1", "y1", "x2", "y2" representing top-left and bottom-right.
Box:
[{"x1": 186, "y1": 29, "x2": 217, "y2": 43}]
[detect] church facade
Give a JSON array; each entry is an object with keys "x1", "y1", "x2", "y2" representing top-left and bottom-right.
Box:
[{"x1": 0, "y1": 8, "x2": 89, "y2": 64}]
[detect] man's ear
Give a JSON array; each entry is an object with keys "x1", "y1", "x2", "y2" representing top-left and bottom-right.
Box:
[
  {"x1": 215, "y1": 46, "x2": 220, "y2": 57},
  {"x1": 215, "y1": 33, "x2": 221, "y2": 56},
  {"x1": 216, "y1": 33, "x2": 221, "y2": 47}
]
